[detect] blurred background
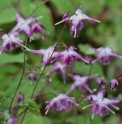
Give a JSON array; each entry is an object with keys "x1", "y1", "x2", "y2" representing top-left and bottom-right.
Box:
[{"x1": 0, "y1": 0, "x2": 122, "y2": 124}]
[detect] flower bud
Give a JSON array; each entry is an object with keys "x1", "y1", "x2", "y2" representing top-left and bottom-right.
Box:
[
  {"x1": 62, "y1": 12, "x2": 69, "y2": 19},
  {"x1": 110, "y1": 79, "x2": 119, "y2": 91},
  {"x1": 28, "y1": 72, "x2": 36, "y2": 82},
  {"x1": 17, "y1": 92, "x2": 24, "y2": 103},
  {"x1": 96, "y1": 77, "x2": 106, "y2": 88}
]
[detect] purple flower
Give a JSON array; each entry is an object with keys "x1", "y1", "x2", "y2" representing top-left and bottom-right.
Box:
[
  {"x1": 17, "y1": 92, "x2": 24, "y2": 103},
  {"x1": 55, "y1": 7, "x2": 100, "y2": 38},
  {"x1": 46, "y1": 62, "x2": 67, "y2": 83},
  {"x1": 60, "y1": 46, "x2": 89, "y2": 65},
  {"x1": 110, "y1": 79, "x2": 119, "y2": 91},
  {"x1": 45, "y1": 94, "x2": 78, "y2": 114},
  {"x1": 96, "y1": 77, "x2": 106, "y2": 88},
  {"x1": 10, "y1": 13, "x2": 43, "y2": 38},
  {"x1": 67, "y1": 74, "x2": 98, "y2": 94},
  {"x1": 6, "y1": 116, "x2": 17, "y2": 124},
  {"x1": 28, "y1": 72, "x2": 37, "y2": 82},
  {"x1": 0, "y1": 33, "x2": 29, "y2": 53},
  {"x1": 83, "y1": 90, "x2": 119, "y2": 118},
  {"x1": 92, "y1": 47, "x2": 122, "y2": 65},
  {"x1": 31, "y1": 22, "x2": 46, "y2": 39},
  {"x1": 29, "y1": 44, "x2": 60, "y2": 66}
]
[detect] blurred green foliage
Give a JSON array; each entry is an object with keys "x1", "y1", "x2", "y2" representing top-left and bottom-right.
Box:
[{"x1": 0, "y1": 0, "x2": 122, "y2": 124}]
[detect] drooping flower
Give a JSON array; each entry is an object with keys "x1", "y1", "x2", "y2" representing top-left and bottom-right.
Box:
[
  {"x1": 82, "y1": 90, "x2": 119, "y2": 119},
  {"x1": 6, "y1": 116, "x2": 17, "y2": 124},
  {"x1": 60, "y1": 46, "x2": 89, "y2": 65},
  {"x1": 29, "y1": 44, "x2": 60, "y2": 66},
  {"x1": 45, "y1": 94, "x2": 78, "y2": 114},
  {"x1": 17, "y1": 92, "x2": 24, "y2": 103},
  {"x1": 92, "y1": 47, "x2": 122, "y2": 65},
  {"x1": 28, "y1": 72, "x2": 37, "y2": 82},
  {"x1": 55, "y1": 7, "x2": 100, "y2": 38},
  {"x1": 110, "y1": 79, "x2": 119, "y2": 91},
  {"x1": 31, "y1": 22, "x2": 46, "y2": 39},
  {"x1": 67, "y1": 74, "x2": 98, "y2": 94},
  {"x1": 0, "y1": 33, "x2": 29, "y2": 53},
  {"x1": 96, "y1": 77, "x2": 106, "y2": 88},
  {"x1": 10, "y1": 13, "x2": 43, "y2": 38},
  {"x1": 46, "y1": 62, "x2": 67, "y2": 83}
]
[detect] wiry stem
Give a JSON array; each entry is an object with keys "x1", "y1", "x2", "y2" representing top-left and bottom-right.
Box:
[
  {"x1": 9, "y1": 44, "x2": 27, "y2": 114},
  {"x1": 31, "y1": 15, "x2": 70, "y2": 97}
]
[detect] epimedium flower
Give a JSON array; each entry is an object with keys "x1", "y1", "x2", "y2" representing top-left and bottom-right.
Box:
[
  {"x1": 46, "y1": 62, "x2": 67, "y2": 83},
  {"x1": 45, "y1": 94, "x2": 78, "y2": 114},
  {"x1": 96, "y1": 76, "x2": 106, "y2": 89},
  {"x1": 28, "y1": 72, "x2": 37, "y2": 82},
  {"x1": 82, "y1": 90, "x2": 119, "y2": 119},
  {"x1": 10, "y1": 13, "x2": 43, "y2": 40},
  {"x1": 60, "y1": 46, "x2": 89, "y2": 65},
  {"x1": 6, "y1": 115, "x2": 17, "y2": 124},
  {"x1": 17, "y1": 92, "x2": 24, "y2": 103},
  {"x1": 31, "y1": 22, "x2": 46, "y2": 39},
  {"x1": 0, "y1": 33, "x2": 29, "y2": 53},
  {"x1": 110, "y1": 79, "x2": 119, "y2": 91},
  {"x1": 67, "y1": 74, "x2": 98, "y2": 94},
  {"x1": 55, "y1": 6, "x2": 100, "y2": 38},
  {"x1": 28, "y1": 44, "x2": 60, "y2": 66},
  {"x1": 92, "y1": 47, "x2": 122, "y2": 65}
]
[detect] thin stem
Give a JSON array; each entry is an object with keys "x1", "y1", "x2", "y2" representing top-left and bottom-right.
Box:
[
  {"x1": 9, "y1": 44, "x2": 27, "y2": 114},
  {"x1": 31, "y1": 16, "x2": 70, "y2": 97},
  {"x1": 20, "y1": 109, "x2": 27, "y2": 124}
]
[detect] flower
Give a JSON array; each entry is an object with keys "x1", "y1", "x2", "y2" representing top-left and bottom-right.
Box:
[
  {"x1": 31, "y1": 22, "x2": 46, "y2": 39},
  {"x1": 67, "y1": 74, "x2": 98, "y2": 94},
  {"x1": 29, "y1": 44, "x2": 60, "y2": 66},
  {"x1": 96, "y1": 77, "x2": 106, "y2": 88},
  {"x1": 0, "y1": 33, "x2": 29, "y2": 53},
  {"x1": 110, "y1": 79, "x2": 119, "y2": 91},
  {"x1": 28, "y1": 72, "x2": 37, "y2": 82},
  {"x1": 82, "y1": 90, "x2": 119, "y2": 118},
  {"x1": 10, "y1": 13, "x2": 43, "y2": 38},
  {"x1": 55, "y1": 7, "x2": 100, "y2": 38},
  {"x1": 92, "y1": 47, "x2": 122, "y2": 65},
  {"x1": 46, "y1": 62, "x2": 67, "y2": 83},
  {"x1": 60, "y1": 46, "x2": 89, "y2": 65},
  {"x1": 17, "y1": 92, "x2": 24, "y2": 103},
  {"x1": 6, "y1": 116, "x2": 17, "y2": 124},
  {"x1": 45, "y1": 94, "x2": 78, "y2": 114}
]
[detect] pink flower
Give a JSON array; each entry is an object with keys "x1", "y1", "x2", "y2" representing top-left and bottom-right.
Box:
[
  {"x1": 55, "y1": 7, "x2": 100, "y2": 38},
  {"x1": 46, "y1": 62, "x2": 67, "y2": 83},
  {"x1": 96, "y1": 77, "x2": 106, "y2": 88},
  {"x1": 110, "y1": 79, "x2": 119, "y2": 91},
  {"x1": 83, "y1": 90, "x2": 119, "y2": 118},
  {"x1": 67, "y1": 74, "x2": 98, "y2": 94},
  {"x1": 28, "y1": 72, "x2": 37, "y2": 82},
  {"x1": 29, "y1": 44, "x2": 60, "y2": 66},
  {"x1": 17, "y1": 92, "x2": 24, "y2": 103},
  {"x1": 0, "y1": 33, "x2": 29, "y2": 53},
  {"x1": 10, "y1": 13, "x2": 43, "y2": 38},
  {"x1": 92, "y1": 47, "x2": 122, "y2": 65},
  {"x1": 45, "y1": 94, "x2": 78, "y2": 114},
  {"x1": 6, "y1": 116, "x2": 17, "y2": 124},
  {"x1": 60, "y1": 46, "x2": 89, "y2": 65},
  {"x1": 31, "y1": 22, "x2": 46, "y2": 39}
]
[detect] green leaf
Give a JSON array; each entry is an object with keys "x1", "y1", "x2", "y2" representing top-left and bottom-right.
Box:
[
  {"x1": 78, "y1": 44, "x2": 97, "y2": 55},
  {"x1": 17, "y1": 106, "x2": 27, "y2": 116},
  {"x1": 29, "y1": 108, "x2": 40, "y2": 115},
  {"x1": 2, "y1": 112, "x2": 10, "y2": 121},
  {"x1": 26, "y1": 99, "x2": 39, "y2": 110},
  {"x1": 0, "y1": 53, "x2": 24, "y2": 63},
  {"x1": 20, "y1": 112, "x2": 43, "y2": 124}
]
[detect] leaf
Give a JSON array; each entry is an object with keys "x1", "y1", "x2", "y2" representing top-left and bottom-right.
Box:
[
  {"x1": 0, "y1": 53, "x2": 24, "y2": 63},
  {"x1": 20, "y1": 112, "x2": 43, "y2": 124},
  {"x1": 17, "y1": 106, "x2": 27, "y2": 116},
  {"x1": 29, "y1": 108, "x2": 40, "y2": 115},
  {"x1": 78, "y1": 44, "x2": 97, "y2": 55},
  {"x1": 2, "y1": 112, "x2": 10, "y2": 121}
]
